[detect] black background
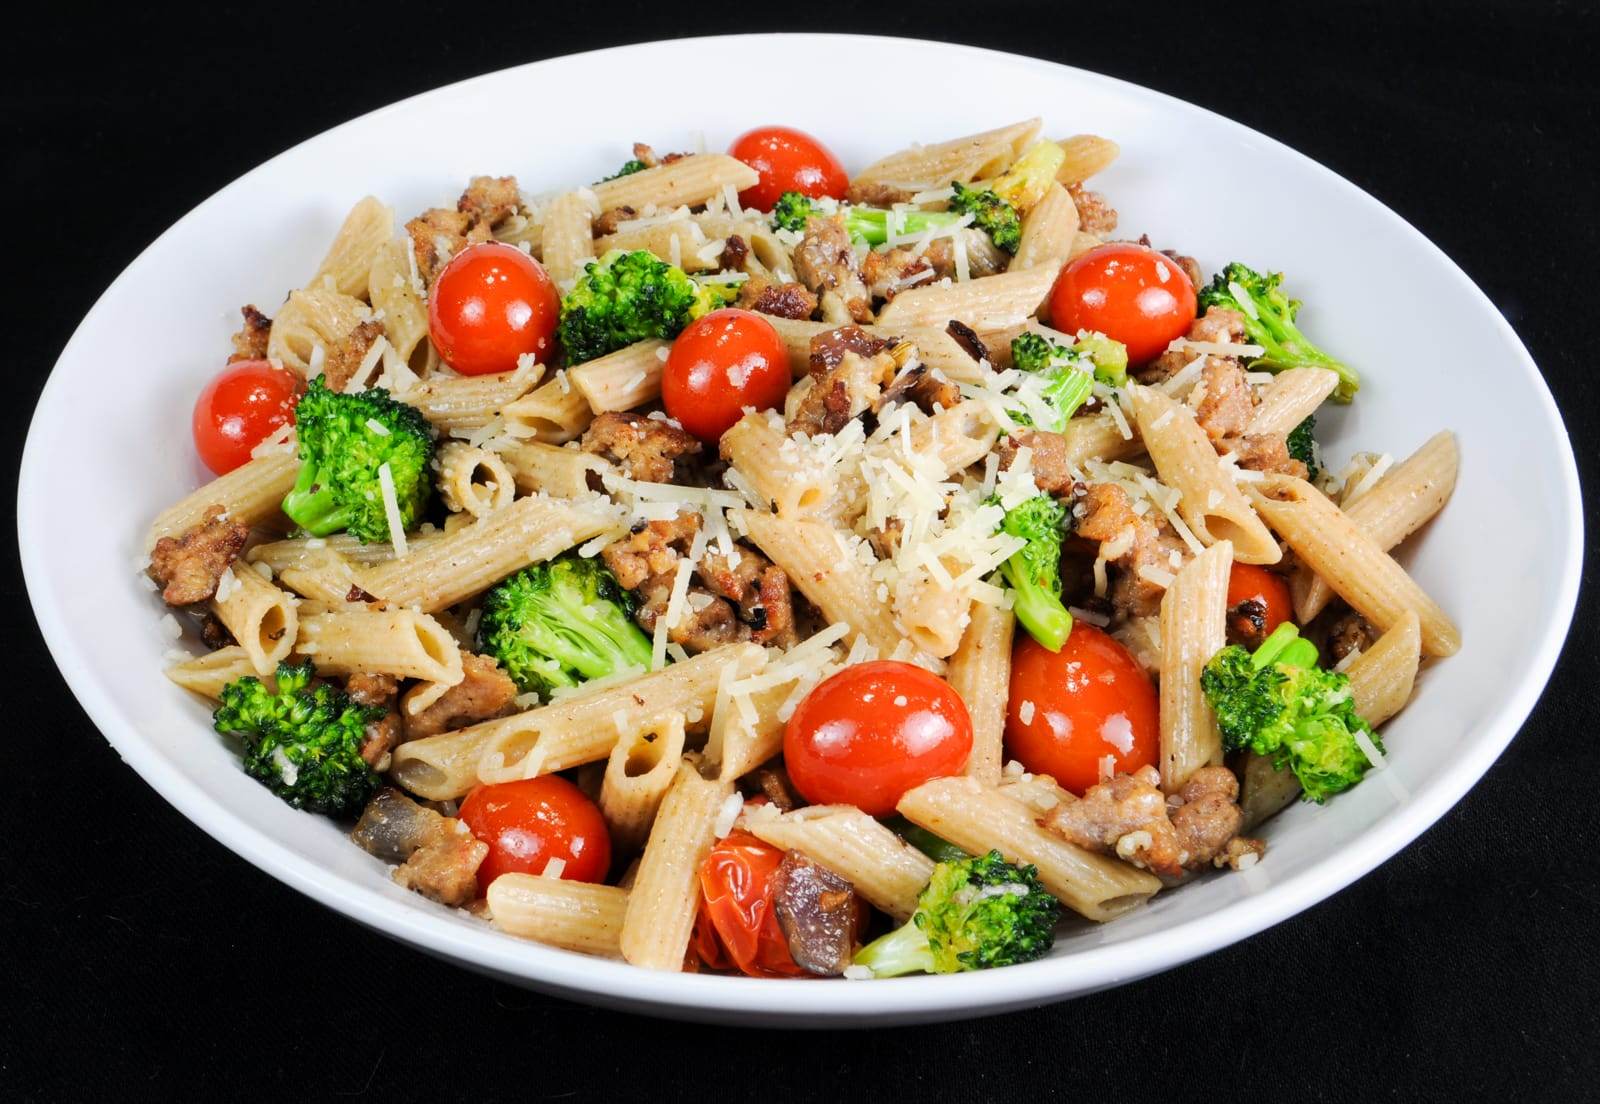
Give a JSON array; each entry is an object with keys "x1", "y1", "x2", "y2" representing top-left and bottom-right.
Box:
[{"x1": 5, "y1": 3, "x2": 1597, "y2": 1100}]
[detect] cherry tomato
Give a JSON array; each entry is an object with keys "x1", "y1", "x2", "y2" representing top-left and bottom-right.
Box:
[
  {"x1": 191, "y1": 359, "x2": 301, "y2": 476},
  {"x1": 728, "y1": 125, "x2": 849, "y2": 212},
  {"x1": 695, "y1": 832, "x2": 806, "y2": 978},
  {"x1": 662, "y1": 308, "x2": 791, "y2": 442},
  {"x1": 1049, "y1": 243, "x2": 1197, "y2": 367},
  {"x1": 785, "y1": 661, "x2": 973, "y2": 816},
  {"x1": 1005, "y1": 624, "x2": 1159, "y2": 796},
  {"x1": 1226, "y1": 563, "x2": 1293, "y2": 640},
  {"x1": 458, "y1": 776, "x2": 611, "y2": 895},
  {"x1": 427, "y1": 242, "x2": 559, "y2": 376}
]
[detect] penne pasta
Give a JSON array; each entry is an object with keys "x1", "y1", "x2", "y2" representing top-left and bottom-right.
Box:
[
  {"x1": 600, "y1": 711, "x2": 688, "y2": 853},
  {"x1": 487, "y1": 874, "x2": 629, "y2": 957},
  {"x1": 267, "y1": 285, "x2": 371, "y2": 378},
  {"x1": 1053, "y1": 134, "x2": 1121, "y2": 185},
  {"x1": 1345, "y1": 610, "x2": 1422, "y2": 727},
  {"x1": 592, "y1": 154, "x2": 758, "y2": 214},
  {"x1": 436, "y1": 442, "x2": 516, "y2": 518},
  {"x1": 875, "y1": 265, "x2": 1057, "y2": 330},
  {"x1": 368, "y1": 237, "x2": 438, "y2": 376},
  {"x1": 1157, "y1": 541, "x2": 1232, "y2": 793},
  {"x1": 1246, "y1": 367, "x2": 1340, "y2": 437},
  {"x1": 1012, "y1": 182, "x2": 1081, "y2": 271},
  {"x1": 539, "y1": 190, "x2": 597, "y2": 288},
  {"x1": 948, "y1": 601, "x2": 1015, "y2": 786},
  {"x1": 403, "y1": 369, "x2": 543, "y2": 434},
  {"x1": 849, "y1": 119, "x2": 1041, "y2": 198},
  {"x1": 740, "y1": 804, "x2": 934, "y2": 922},
  {"x1": 295, "y1": 605, "x2": 464, "y2": 685},
  {"x1": 720, "y1": 410, "x2": 833, "y2": 517},
  {"x1": 309, "y1": 195, "x2": 394, "y2": 301},
  {"x1": 567, "y1": 340, "x2": 671, "y2": 414},
  {"x1": 145, "y1": 451, "x2": 299, "y2": 553},
  {"x1": 502, "y1": 377, "x2": 595, "y2": 443},
  {"x1": 210, "y1": 563, "x2": 298, "y2": 677},
  {"x1": 495, "y1": 439, "x2": 612, "y2": 498},
  {"x1": 164, "y1": 645, "x2": 261, "y2": 700}
]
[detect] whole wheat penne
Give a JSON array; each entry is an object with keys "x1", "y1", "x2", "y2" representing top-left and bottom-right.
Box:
[
  {"x1": 1053, "y1": 134, "x2": 1121, "y2": 185},
  {"x1": 1345, "y1": 610, "x2": 1422, "y2": 727},
  {"x1": 567, "y1": 340, "x2": 671, "y2": 413},
  {"x1": 891, "y1": 324, "x2": 991, "y2": 383},
  {"x1": 272, "y1": 549, "x2": 365, "y2": 604},
  {"x1": 1247, "y1": 474, "x2": 1459, "y2": 656},
  {"x1": 592, "y1": 153, "x2": 758, "y2": 214},
  {"x1": 403, "y1": 369, "x2": 542, "y2": 434},
  {"x1": 720, "y1": 410, "x2": 834, "y2": 517},
  {"x1": 164, "y1": 645, "x2": 262, "y2": 700},
  {"x1": 496, "y1": 438, "x2": 612, "y2": 498},
  {"x1": 436, "y1": 442, "x2": 515, "y2": 518},
  {"x1": 296, "y1": 605, "x2": 464, "y2": 685},
  {"x1": 267, "y1": 285, "x2": 371, "y2": 378},
  {"x1": 1246, "y1": 367, "x2": 1340, "y2": 437},
  {"x1": 502, "y1": 377, "x2": 595, "y2": 443},
  {"x1": 1158, "y1": 541, "x2": 1232, "y2": 793},
  {"x1": 897, "y1": 776, "x2": 1162, "y2": 921},
  {"x1": 908, "y1": 399, "x2": 1001, "y2": 476},
  {"x1": 145, "y1": 451, "x2": 299, "y2": 553},
  {"x1": 487, "y1": 874, "x2": 629, "y2": 957},
  {"x1": 875, "y1": 265, "x2": 1056, "y2": 330},
  {"x1": 619, "y1": 760, "x2": 733, "y2": 971},
  {"x1": 1013, "y1": 182, "x2": 1081, "y2": 271},
  {"x1": 538, "y1": 191, "x2": 596, "y2": 287},
  {"x1": 248, "y1": 530, "x2": 447, "y2": 572},
  {"x1": 948, "y1": 602, "x2": 1015, "y2": 785},
  {"x1": 849, "y1": 119, "x2": 1041, "y2": 199},
  {"x1": 1060, "y1": 411, "x2": 1142, "y2": 467},
  {"x1": 309, "y1": 195, "x2": 394, "y2": 301},
  {"x1": 368, "y1": 237, "x2": 438, "y2": 376},
  {"x1": 600, "y1": 711, "x2": 688, "y2": 853},
  {"x1": 1295, "y1": 431, "x2": 1458, "y2": 622},
  {"x1": 211, "y1": 563, "x2": 297, "y2": 677},
  {"x1": 1129, "y1": 384, "x2": 1281, "y2": 565},
  {"x1": 740, "y1": 804, "x2": 934, "y2": 922},
  {"x1": 893, "y1": 562, "x2": 971, "y2": 659}
]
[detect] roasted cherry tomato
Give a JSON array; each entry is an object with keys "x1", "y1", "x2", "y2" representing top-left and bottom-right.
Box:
[
  {"x1": 458, "y1": 776, "x2": 611, "y2": 895},
  {"x1": 662, "y1": 307, "x2": 791, "y2": 442},
  {"x1": 427, "y1": 242, "x2": 559, "y2": 376},
  {"x1": 1226, "y1": 563, "x2": 1293, "y2": 643},
  {"x1": 1005, "y1": 624, "x2": 1159, "y2": 795},
  {"x1": 785, "y1": 660, "x2": 974, "y2": 816},
  {"x1": 191, "y1": 359, "x2": 301, "y2": 476},
  {"x1": 1048, "y1": 243, "x2": 1197, "y2": 367},
  {"x1": 695, "y1": 831, "x2": 806, "y2": 978},
  {"x1": 728, "y1": 125, "x2": 849, "y2": 212}
]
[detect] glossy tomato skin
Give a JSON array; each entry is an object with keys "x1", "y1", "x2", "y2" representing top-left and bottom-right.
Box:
[
  {"x1": 785, "y1": 660, "x2": 973, "y2": 816},
  {"x1": 662, "y1": 308, "x2": 791, "y2": 442},
  {"x1": 1006, "y1": 624, "x2": 1159, "y2": 795},
  {"x1": 728, "y1": 125, "x2": 849, "y2": 212},
  {"x1": 428, "y1": 242, "x2": 559, "y2": 376},
  {"x1": 695, "y1": 831, "x2": 806, "y2": 978},
  {"x1": 1049, "y1": 243, "x2": 1197, "y2": 366},
  {"x1": 192, "y1": 359, "x2": 301, "y2": 476},
  {"x1": 458, "y1": 776, "x2": 611, "y2": 895},
  {"x1": 1226, "y1": 563, "x2": 1293, "y2": 640}
]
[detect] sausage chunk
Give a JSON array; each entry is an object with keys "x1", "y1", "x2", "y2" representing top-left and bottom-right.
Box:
[
  {"x1": 406, "y1": 207, "x2": 490, "y2": 286},
  {"x1": 737, "y1": 278, "x2": 819, "y2": 320},
  {"x1": 581, "y1": 411, "x2": 702, "y2": 484},
  {"x1": 403, "y1": 653, "x2": 520, "y2": 741},
  {"x1": 1144, "y1": 306, "x2": 1249, "y2": 383},
  {"x1": 1327, "y1": 609, "x2": 1379, "y2": 664},
  {"x1": 320, "y1": 319, "x2": 386, "y2": 394},
  {"x1": 1073, "y1": 484, "x2": 1189, "y2": 619},
  {"x1": 229, "y1": 305, "x2": 273, "y2": 363},
  {"x1": 457, "y1": 174, "x2": 520, "y2": 228},
  {"x1": 351, "y1": 787, "x2": 488, "y2": 908},
  {"x1": 786, "y1": 350, "x2": 896, "y2": 437},
  {"x1": 1069, "y1": 183, "x2": 1118, "y2": 236},
  {"x1": 147, "y1": 505, "x2": 250, "y2": 606},
  {"x1": 1219, "y1": 432, "x2": 1307, "y2": 478},
  {"x1": 700, "y1": 548, "x2": 799, "y2": 648},
  {"x1": 1192, "y1": 359, "x2": 1254, "y2": 442},
  {"x1": 808, "y1": 325, "x2": 890, "y2": 375},
  {"x1": 792, "y1": 214, "x2": 872, "y2": 323},
  {"x1": 998, "y1": 429, "x2": 1076, "y2": 495},
  {"x1": 601, "y1": 514, "x2": 700, "y2": 590}
]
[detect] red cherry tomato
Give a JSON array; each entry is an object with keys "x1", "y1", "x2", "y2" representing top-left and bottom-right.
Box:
[
  {"x1": 1226, "y1": 563, "x2": 1293, "y2": 639},
  {"x1": 728, "y1": 125, "x2": 849, "y2": 212},
  {"x1": 191, "y1": 359, "x2": 301, "y2": 476},
  {"x1": 694, "y1": 832, "x2": 806, "y2": 978},
  {"x1": 427, "y1": 242, "x2": 559, "y2": 376},
  {"x1": 1005, "y1": 624, "x2": 1159, "y2": 796},
  {"x1": 458, "y1": 776, "x2": 611, "y2": 895},
  {"x1": 785, "y1": 660, "x2": 973, "y2": 816},
  {"x1": 1049, "y1": 243, "x2": 1197, "y2": 366},
  {"x1": 662, "y1": 308, "x2": 791, "y2": 442}
]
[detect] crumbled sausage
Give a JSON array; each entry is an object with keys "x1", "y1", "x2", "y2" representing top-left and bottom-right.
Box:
[
  {"x1": 1192, "y1": 358, "x2": 1254, "y2": 442},
  {"x1": 352, "y1": 788, "x2": 488, "y2": 908},
  {"x1": 633, "y1": 575, "x2": 747, "y2": 653},
  {"x1": 1074, "y1": 484, "x2": 1189, "y2": 619},
  {"x1": 1144, "y1": 306, "x2": 1250, "y2": 382},
  {"x1": 457, "y1": 174, "x2": 521, "y2": 228},
  {"x1": 845, "y1": 179, "x2": 916, "y2": 207},
  {"x1": 1162, "y1": 249, "x2": 1204, "y2": 290},
  {"x1": 405, "y1": 207, "x2": 491, "y2": 285},
  {"x1": 360, "y1": 711, "x2": 403, "y2": 767},
  {"x1": 998, "y1": 429, "x2": 1075, "y2": 495},
  {"x1": 718, "y1": 233, "x2": 750, "y2": 272},
  {"x1": 1219, "y1": 432, "x2": 1307, "y2": 478},
  {"x1": 879, "y1": 363, "x2": 961, "y2": 416},
  {"x1": 601, "y1": 514, "x2": 700, "y2": 590},
  {"x1": 792, "y1": 214, "x2": 872, "y2": 323},
  {"x1": 1327, "y1": 609, "x2": 1379, "y2": 664},
  {"x1": 403, "y1": 653, "x2": 520, "y2": 741},
  {"x1": 1069, "y1": 183, "x2": 1118, "y2": 236},
  {"x1": 1170, "y1": 767, "x2": 1247, "y2": 867},
  {"x1": 148, "y1": 505, "x2": 250, "y2": 606},
  {"x1": 593, "y1": 205, "x2": 636, "y2": 236},
  {"x1": 581, "y1": 411, "x2": 702, "y2": 483},
  {"x1": 345, "y1": 672, "x2": 400, "y2": 709},
  {"x1": 736, "y1": 277, "x2": 819, "y2": 320},
  {"x1": 808, "y1": 326, "x2": 891, "y2": 375},
  {"x1": 320, "y1": 319, "x2": 386, "y2": 393},
  {"x1": 860, "y1": 246, "x2": 935, "y2": 301},
  {"x1": 786, "y1": 350, "x2": 897, "y2": 437},
  {"x1": 701, "y1": 547, "x2": 799, "y2": 648},
  {"x1": 228, "y1": 305, "x2": 273, "y2": 362}
]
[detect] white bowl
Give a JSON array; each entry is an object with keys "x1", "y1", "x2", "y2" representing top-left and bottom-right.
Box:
[{"x1": 19, "y1": 34, "x2": 1582, "y2": 1026}]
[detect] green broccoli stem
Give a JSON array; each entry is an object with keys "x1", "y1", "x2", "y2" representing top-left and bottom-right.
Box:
[
  {"x1": 1247, "y1": 312, "x2": 1359, "y2": 403},
  {"x1": 853, "y1": 916, "x2": 937, "y2": 978},
  {"x1": 842, "y1": 207, "x2": 963, "y2": 247},
  {"x1": 281, "y1": 464, "x2": 353, "y2": 537},
  {"x1": 884, "y1": 816, "x2": 970, "y2": 864},
  {"x1": 1251, "y1": 621, "x2": 1318, "y2": 670},
  {"x1": 1001, "y1": 554, "x2": 1073, "y2": 652}
]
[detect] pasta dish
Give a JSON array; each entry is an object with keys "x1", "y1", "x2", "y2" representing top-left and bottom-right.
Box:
[{"x1": 142, "y1": 120, "x2": 1459, "y2": 978}]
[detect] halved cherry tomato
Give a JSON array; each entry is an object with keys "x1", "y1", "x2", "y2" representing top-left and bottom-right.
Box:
[
  {"x1": 1226, "y1": 563, "x2": 1293, "y2": 641},
  {"x1": 1048, "y1": 243, "x2": 1197, "y2": 367},
  {"x1": 695, "y1": 831, "x2": 806, "y2": 978},
  {"x1": 662, "y1": 307, "x2": 791, "y2": 442},
  {"x1": 192, "y1": 359, "x2": 301, "y2": 476},
  {"x1": 785, "y1": 660, "x2": 974, "y2": 816},
  {"x1": 728, "y1": 125, "x2": 849, "y2": 212},
  {"x1": 458, "y1": 776, "x2": 611, "y2": 895},
  {"x1": 427, "y1": 242, "x2": 559, "y2": 376},
  {"x1": 1005, "y1": 624, "x2": 1159, "y2": 795}
]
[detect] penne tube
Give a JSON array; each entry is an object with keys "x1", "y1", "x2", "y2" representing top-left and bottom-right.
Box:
[
  {"x1": 720, "y1": 410, "x2": 833, "y2": 517},
  {"x1": 272, "y1": 549, "x2": 365, "y2": 603},
  {"x1": 875, "y1": 265, "x2": 1056, "y2": 330},
  {"x1": 267, "y1": 285, "x2": 371, "y2": 378},
  {"x1": 567, "y1": 340, "x2": 671, "y2": 414},
  {"x1": 592, "y1": 154, "x2": 758, "y2": 214},
  {"x1": 1060, "y1": 411, "x2": 1142, "y2": 467},
  {"x1": 496, "y1": 439, "x2": 611, "y2": 498},
  {"x1": 248, "y1": 530, "x2": 447, "y2": 572},
  {"x1": 892, "y1": 563, "x2": 971, "y2": 659},
  {"x1": 619, "y1": 760, "x2": 733, "y2": 971},
  {"x1": 436, "y1": 442, "x2": 515, "y2": 518},
  {"x1": 145, "y1": 451, "x2": 299, "y2": 553},
  {"x1": 1247, "y1": 475, "x2": 1459, "y2": 656},
  {"x1": 1157, "y1": 541, "x2": 1232, "y2": 793},
  {"x1": 1295, "y1": 431, "x2": 1459, "y2": 622},
  {"x1": 948, "y1": 602, "x2": 1016, "y2": 786},
  {"x1": 897, "y1": 776, "x2": 1162, "y2": 922},
  {"x1": 502, "y1": 377, "x2": 595, "y2": 443},
  {"x1": 1129, "y1": 384, "x2": 1281, "y2": 565},
  {"x1": 1012, "y1": 182, "x2": 1081, "y2": 271},
  {"x1": 1246, "y1": 367, "x2": 1340, "y2": 437},
  {"x1": 368, "y1": 237, "x2": 438, "y2": 376},
  {"x1": 908, "y1": 399, "x2": 1000, "y2": 476},
  {"x1": 404, "y1": 368, "x2": 543, "y2": 434},
  {"x1": 492, "y1": 209, "x2": 542, "y2": 256},
  {"x1": 600, "y1": 711, "x2": 688, "y2": 853},
  {"x1": 210, "y1": 563, "x2": 298, "y2": 677},
  {"x1": 706, "y1": 678, "x2": 789, "y2": 783},
  {"x1": 359, "y1": 494, "x2": 618, "y2": 613},
  {"x1": 891, "y1": 324, "x2": 991, "y2": 383},
  {"x1": 295, "y1": 605, "x2": 463, "y2": 685},
  {"x1": 849, "y1": 119, "x2": 1041, "y2": 198},
  {"x1": 164, "y1": 645, "x2": 261, "y2": 700},
  {"x1": 740, "y1": 804, "x2": 934, "y2": 922},
  {"x1": 1345, "y1": 610, "x2": 1422, "y2": 727},
  {"x1": 487, "y1": 874, "x2": 628, "y2": 957},
  {"x1": 309, "y1": 195, "x2": 394, "y2": 302},
  {"x1": 1053, "y1": 134, "x2": 1121, "y2": 185},
  {"x1": 538, "y1": 191, "x2": 596, "y2": 288}
]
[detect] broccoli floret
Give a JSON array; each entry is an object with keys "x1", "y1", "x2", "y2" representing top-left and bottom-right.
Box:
[
  {"x1": 852, "y1": 850, "x2": 1060, "y2": 977},
  {"x1": 556, "y1": 249, "x2": 734, "y2": 365},
  {"x1": 213, "y1": 661, "x2": 382, "y2": 816},
  {"x1": 769, "y1": 190, "x2": 822, "y2": 233},
  {"x1": 478, "y1": 553, "x2": 653, "y2": 698},
  {"x1": 994, "y1": 494, "x2": 1073, "y2": 652},
  {"x1": 1197, "y1": 262, "x2": 1359, "y2": 403},
  {"x1": 884, "y1": 816, "x2": 971, "y2": 864},
  {"x1": 1287, "y1": 416, "x2": 1320, "y2": 479},
  {"x1": 281, "y1": 377, "x2": 435, "y2": 542},
  {"x1": 768, "y1": 187, "x2": 1020, "y2": 254},
  {"x1": 989, "y1": 140, "x2": 1067, "y2": 213},
  {"x1": 1006, "y1": 332, "x2": 1114, "y2": 433},
  {"x1": 598, "y1": 158, "x2": 648, "y2": 183},
  {"x1": 1011, "y1": 329, "x2": 1127, "y2": 387},
  {"x1": 1200, "y1": 622, "x2": 1382, "y2": 802},
  {"x1": 948, "y1": 182, "x2": 1021, "y2": 254}
]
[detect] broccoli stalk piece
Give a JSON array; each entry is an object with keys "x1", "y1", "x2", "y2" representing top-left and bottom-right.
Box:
[
  {"x1": 852, "y1": 850, "x2": 1060, "y2": 977},
  {"x1": 477, "y1": 554, "x2": 653, "y2": 699},
  {"x1": 1197, "y1": 262, "x2": 1359, "y2": 403},
  {"x1": 557, "y1": 249, "x2": 735, "y2": 365},
  {"x1": 883, "y1": 816, "x2": 971, "y2": 864},
  {"x1": 281, "y1": 377, "x2": 436, "y2": 542},
  {"x1": 769, "y1": 186, "x2": 1022, "y2": 255},
  {"x1": 1287, "y1": 416, "x2": 1320, "y2": 479},
  {"x1": 213, "y1": 661, "x2": 382, "y2": 816},
  {"x1": 1200, "y1": 622, "x2": 1383, "y2": 801},
  {"x1": 995, "y1": 494, "x2": 1073, "y2": 652}
]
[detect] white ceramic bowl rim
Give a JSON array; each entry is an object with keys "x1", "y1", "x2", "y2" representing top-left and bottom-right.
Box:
[{"x1": 19, "y1": 34, "x2": 1583, "y2": 1024}]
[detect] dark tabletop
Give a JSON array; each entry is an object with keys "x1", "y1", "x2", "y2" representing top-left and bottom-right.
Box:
[{"x1": 5, "y1": 2, "x2": 1596, "y2": 1100}]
